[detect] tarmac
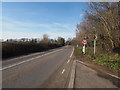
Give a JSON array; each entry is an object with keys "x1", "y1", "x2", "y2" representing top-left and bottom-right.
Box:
[{"x1": 73, "y1": 60, "x2": 119, "y2": 88}]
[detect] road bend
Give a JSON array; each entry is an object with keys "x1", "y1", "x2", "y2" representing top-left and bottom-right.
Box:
[{"x1": 2, "y1": 46, "x2": 73, "y2": 88}]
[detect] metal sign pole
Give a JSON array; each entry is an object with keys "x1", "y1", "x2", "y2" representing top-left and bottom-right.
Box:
[
  {"x1": 84, "y1": 45, "x2": 85, "y2": 54},
  {"x1": 94, "y1": 39, "x2": 96, "y2": 55},
  {"x1": 94, "y1": 34, "x2": 97, "y2": 55},
  {"x1": 83, "y1": 45, "x2": 85, "y2": 54}
]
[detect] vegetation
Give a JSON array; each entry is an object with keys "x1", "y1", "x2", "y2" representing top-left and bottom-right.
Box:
[
  {"x1": 76, "y1": 47, "x2": 120, "y2": 71},
  {"x1": 76, "y1": 2, "x2": 120, "y2": 54},
  {"x1": 75, "y1": 2, "x2": 120, "y2": 71},
  {"x1": 2, "y1": 34, "x2": 66, "y2": 59}
]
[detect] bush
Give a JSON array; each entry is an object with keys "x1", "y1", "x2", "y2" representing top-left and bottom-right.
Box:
[{"x1": 2, "y1": 42, "x2": 62, "y2": 59}]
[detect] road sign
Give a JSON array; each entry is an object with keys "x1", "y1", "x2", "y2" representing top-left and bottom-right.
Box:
[{"x1": 82, "y1": 39, "x2": 88, "y2": 45}]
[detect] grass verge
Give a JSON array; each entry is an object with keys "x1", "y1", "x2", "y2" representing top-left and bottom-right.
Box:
[{"x1": 75, "y1": 46, "x2": 120, "y2": 71}]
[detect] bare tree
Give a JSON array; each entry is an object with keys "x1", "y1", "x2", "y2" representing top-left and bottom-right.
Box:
[{"x1": 76, "y1": 2, "x2": 120, "y2": 53}]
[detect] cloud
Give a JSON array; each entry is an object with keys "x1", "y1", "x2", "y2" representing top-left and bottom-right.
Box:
[
  {"x1": 2, "y1": 17, "x2": 76, "y2": 40},
  {"x1": 54, "y1": 22, "x2": 71, "y2": 29},
  {"x1": 2, "y1": 31, "x2": 75, "y2": 40},
  {"x1": 2, "y1": 31, "x2": 43, "y2": 40}
]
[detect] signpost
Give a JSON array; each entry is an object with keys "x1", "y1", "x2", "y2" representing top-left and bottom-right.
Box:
[
  {"x1": 94, "y1": 35, "x2": 97, "y2": 55},
  {"x1": 82, "y1": 40, "x2": 88, "y2": 45},
  {"x1": 81, "y1": 34, "x2": 97, "y2": 55},
  {"x1": 77, "y1": 44, "x2": 78, "y2": 47},
  {"x1": 82, "y1": 39, "x2": 88, "y2": 54}
]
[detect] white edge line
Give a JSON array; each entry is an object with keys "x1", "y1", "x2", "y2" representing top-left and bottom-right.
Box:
[
  {"x1": 76, "y1": 60, "x2": 120, "y2": 80},
  {"x1": 106, "y1": 73, "x2": 120, "y2": 79},
  {"x1": 0, "y1": 49, "x2": 63, "y2": 71},
  {"x1": 3, "y1": 48, "x2": 56, "y2": 63}
]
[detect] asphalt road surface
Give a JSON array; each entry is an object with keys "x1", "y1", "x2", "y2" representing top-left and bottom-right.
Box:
[
  {"x1": 2, "y1": 46, "x2": 73, "y2": 88},
  {"x1": 2, "y1": 45, "x2": 119, "y2": 88}
]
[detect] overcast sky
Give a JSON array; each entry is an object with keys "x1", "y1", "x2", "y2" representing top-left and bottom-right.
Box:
[{"x1": 2, "y1": 2, "x2": 88, "y2": 40}]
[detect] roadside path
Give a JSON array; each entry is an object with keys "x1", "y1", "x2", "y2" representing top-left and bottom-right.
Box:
[{"x1": 74, "y1": 61, "x2": 118, "y2": 88}]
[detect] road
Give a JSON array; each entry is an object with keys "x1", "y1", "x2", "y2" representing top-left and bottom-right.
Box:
[
  {"x1": 2, "y1": 45, "x2": 119, "y2": 88},
  {"x1": 2, "y1": 46, "x2": 73, "y2": 88}
]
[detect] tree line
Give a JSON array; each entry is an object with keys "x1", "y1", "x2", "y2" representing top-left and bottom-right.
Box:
[
  {"x1": 76, "y1": 2, "x2": 120, "y2": 55},
  {"x1": 2, "y1": 34, "x2": 69, "y2": 59}
]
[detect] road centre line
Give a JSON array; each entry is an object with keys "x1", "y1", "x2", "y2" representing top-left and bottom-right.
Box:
[
  {"x1": 61, "y1": 69, "x2": 65, "y2": 74},
  {"x1": 0, "y1": 49, "x2": 63, "y2": 71},
  {"x1": 67, "y1": 47, "x2": 74, "y2": 64},
  {"x1": 70, "y1": 47, "x2": 74, "y2": 58},
  {"x1": 67, "y1": 59, "x2": 70, "y2": 63}
]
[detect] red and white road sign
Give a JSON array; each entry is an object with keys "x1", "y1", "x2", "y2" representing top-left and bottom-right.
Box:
[{"x1": 82, "y1": 39, "x2": 88, "y2": 45}]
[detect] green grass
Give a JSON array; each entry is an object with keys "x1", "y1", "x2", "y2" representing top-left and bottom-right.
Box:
[
  {"x1": 93, "y1": 55, "x2": 120, "y2": 70},
  {"x1": 76, "y1": 46, "x2": 120, "y2": 71},
  {"x1": 77, "y1": 47, "x2": 83, "y2": 54}
]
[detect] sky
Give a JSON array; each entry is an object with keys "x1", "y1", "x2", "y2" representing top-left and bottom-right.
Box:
[{"x1": 2, "y1": 2, "x2": 88, "y2": 40}]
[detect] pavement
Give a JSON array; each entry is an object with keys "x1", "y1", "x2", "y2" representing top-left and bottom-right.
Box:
[
  {"x1": 2, "y1": 46, "x2": 74, "y2": 88},
  {"x1": 74, "y1": 60, "x2": 119, "y2": 88}
]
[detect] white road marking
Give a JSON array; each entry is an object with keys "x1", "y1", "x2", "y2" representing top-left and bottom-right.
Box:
[
  {"x1": 1, "y1": 49, "x2": 63, "y2": 71},
  {"x1": 106, "y1": 73, "x2": 120, "y2": 79},
  {"x1": 68, "y1": 60, "x2": 76, "y2": 88},
  {"x1": 3, "y1": 52, "x2": 42, "y2": 63},
  {"x1": 76, "y1": 60, "x2": 120, "y2": 80},
  {"x1": 67, "y1": 59, "x2": 70, "y2": 63},
  {"x1": 62, "y1": 69, "x2": 65, "y2": 74},
  {"x1": 70, "y1": 47, "x2": 74, "y2": 58}
]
